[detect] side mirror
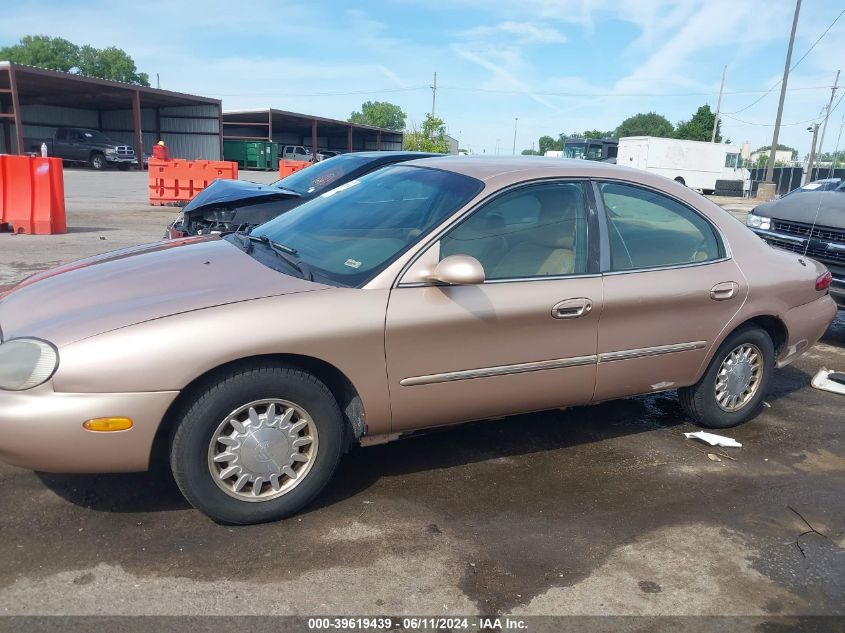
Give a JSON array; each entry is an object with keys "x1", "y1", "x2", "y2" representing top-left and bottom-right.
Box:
[{"x1": 426, "y1": 255, "x2": 486, "y2": 285}]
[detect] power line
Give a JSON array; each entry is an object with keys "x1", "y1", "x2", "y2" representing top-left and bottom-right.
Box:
[
  {"x1": 721, "y1": 112, "x2": 818, "y2": 127},
  {"x1": 726, "y1": 7, "x2": 845, "y2": 115},
  {"x1": 202, "y1": 86, "x2": 428, "y2": 97},
  {"x1": 439, "y1": 84, "x2": 830, "y2": 98}
]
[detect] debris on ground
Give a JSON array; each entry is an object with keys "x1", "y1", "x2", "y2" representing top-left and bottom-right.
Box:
[
  {"x1": 684, "y1": 431, "x2": 742, "y2": 448},
  {"x1": 811, "y1": 368, "x2": 845, "y2": 395}
]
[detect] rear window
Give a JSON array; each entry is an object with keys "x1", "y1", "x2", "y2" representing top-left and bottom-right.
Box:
[{"x1": 273, "y1": 153, "x2": 375, "y2": 195}]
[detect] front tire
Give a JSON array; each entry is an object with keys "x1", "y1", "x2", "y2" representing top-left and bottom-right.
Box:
[
  {"x1": 90, "y1": 152, "x2": 105, "y2": 170},
  {"x1": 170, "y1": 364, "x2": 344, "y2": 524},
  {"x1": 678, "y1": 325, "x2": 774, "y2": 428}
]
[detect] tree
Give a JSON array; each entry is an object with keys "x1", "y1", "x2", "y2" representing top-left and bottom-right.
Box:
[
  {"x1": 349, "y1": 101, "x2": 407, "y2": 131},
  {"x1": 78, "y1": 45, "x2": 149, "y2": 86},
  {"x1": 0, "y1": 35, "x2": 79, "y2": 72},
  {"x1": 674, "y1": 104, "x2": 720, "y2": 142},
  {"x1": 572, "y1": 129, "x2": 615, "y2": 139},
  {"x1": 537, "y1": 135, "x2": 563, "y2": 154},
  {"x1": 615, "y1": 112, "x2": 674, "y2": 138},
  {"x1": 0, "y1": 35, "x2": 149, "y2": 86},
  {"x1": 521, "y1": 148, "x2": 541, "y2": 155},
  {"x1": 403, "y1": 113, "x2": 450, "y2": 153}
]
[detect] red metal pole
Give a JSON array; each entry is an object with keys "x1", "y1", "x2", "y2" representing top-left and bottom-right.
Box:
[
  {"x1": 9, "y1": 66, "x2": 23, "y2": 154},
  {"x1": 132, "y1": 90, "x2": 143, "y2": 164}
]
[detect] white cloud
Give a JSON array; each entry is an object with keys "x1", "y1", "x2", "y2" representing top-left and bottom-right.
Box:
[{"x1": 462, "y1": 21, "x2": 566, "y2": 44}]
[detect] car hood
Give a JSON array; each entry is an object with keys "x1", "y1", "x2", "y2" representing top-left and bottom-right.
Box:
[
  {"x1": 754, "y1": 191, "x2": 845, "y2": 228},
  {"x1": 0, "y1": 237, "x2": 326, "y2": 346},
  {"x1": 183, "y1": 178, "x2": 301, "y2": 215}
]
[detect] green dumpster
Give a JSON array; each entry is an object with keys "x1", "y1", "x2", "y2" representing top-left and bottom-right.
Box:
[{"x1": 223, "y1": 140, "x2": 278, "y2": 171}]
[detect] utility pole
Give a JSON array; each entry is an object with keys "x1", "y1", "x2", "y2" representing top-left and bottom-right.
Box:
[
  {"x1": 805, "y1": 123, "x2": 819, "y2": 185},
  {"x1": 156, "y1": 73, "x2": 160, "y2": 89},
  {"x1": 512, "y1": 117, "x2": 518, "y2": 155},
  {"x1": 711, "y1": 65, "x2": 727, "y2": 143},
  {"x1": 817, "y1": 69, "x2": 840, "y2": 161},
  {"x1": 430, "y1": 72, "x2": 437, "y2": 116},
  {"x1": 765, "y1": 0, "x2": 801, "y2": 183}
]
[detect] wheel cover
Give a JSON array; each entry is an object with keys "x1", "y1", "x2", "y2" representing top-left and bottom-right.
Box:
[
  {"x1": 715, "y1": 343, "x2": 763, "y2": 412},
  {"x1": 207, "y1": 399, "x2": 318, "y2": 502}
]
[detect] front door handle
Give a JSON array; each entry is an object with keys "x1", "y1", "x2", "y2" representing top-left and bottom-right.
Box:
[
  {"x1": 551, "y1": 298, "x2": 593, "y2": 319},
  {"x1": 710, "y1": 281, "x2": 739, "y2": 301}
]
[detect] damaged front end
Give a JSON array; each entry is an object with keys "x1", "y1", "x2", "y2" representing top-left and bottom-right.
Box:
[{"x1": 167, "y1": 179, "x2": 303, "y2": 238}]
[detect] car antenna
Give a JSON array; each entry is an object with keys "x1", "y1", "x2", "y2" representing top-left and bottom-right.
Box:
[{"x1": 803, "y1": 117, "x2": 843, "y2": 257}]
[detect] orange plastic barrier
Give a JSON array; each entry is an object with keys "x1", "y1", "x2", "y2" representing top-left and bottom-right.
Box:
[
  {"x1": 148, "y1": 158, "x2": 239, "y2": 205},
  {"x1": 278, "y1": 159, "x2": 309, "y2": 179},
  {"x1": 0, "y1": 155, "x2": 66, "y2": 235}
]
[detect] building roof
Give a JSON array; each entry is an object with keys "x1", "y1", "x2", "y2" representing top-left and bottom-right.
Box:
[
  {"x1": 223, "y1": 108, "x2": 402, "y2": 136},
  {"x1": 0, "y1": 61, "x2": 220, "y2": 109}
]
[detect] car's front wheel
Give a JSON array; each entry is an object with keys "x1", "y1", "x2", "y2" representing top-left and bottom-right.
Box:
[
  {"x1": 678, "y1": 325, "x2": 774, "y2": 428},
  {"x1": 170, "y1": 364, "x2": 344, "y2": 524},
  {"x1": 90, "y1": 152, "x2": 105, "y2": 170}
]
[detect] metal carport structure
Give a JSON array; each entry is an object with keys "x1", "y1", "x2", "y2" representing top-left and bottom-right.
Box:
[
  {"x1": 0, "y1": 62, "x2": 223, "y2": 161},
  {"x1": 222, "y1": 108, "x2": 403, "y2": 156}
]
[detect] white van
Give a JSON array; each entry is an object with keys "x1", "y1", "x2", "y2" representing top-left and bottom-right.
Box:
[{"x1": 617, "y1": 137, "x2": 748, "y2": 194}]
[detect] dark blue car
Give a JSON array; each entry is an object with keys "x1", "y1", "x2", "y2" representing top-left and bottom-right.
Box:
[{"x1": 168, "y1": 151, "x2": 439, "y2": 238}]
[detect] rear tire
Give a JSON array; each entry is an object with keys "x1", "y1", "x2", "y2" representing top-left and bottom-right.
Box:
[
  {"x1": 678, "y1": 325, "x2": 774, "y2": 429},
  {"x1": 170, "y1": 364, "x2": 344, "y2": 524}
]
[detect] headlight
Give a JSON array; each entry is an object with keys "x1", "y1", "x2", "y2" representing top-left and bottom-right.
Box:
[
  {"x1": 746, "y1": 213, "x2": 771, "y2": 230},
  {"x1": 0, "y1": 338, "x2": 59, "y2": 391}
]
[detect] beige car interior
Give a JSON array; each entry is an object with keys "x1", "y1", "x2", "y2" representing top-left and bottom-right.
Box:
[{"x1": 441, "y1": 185, "x2": 586, "y2": 279}]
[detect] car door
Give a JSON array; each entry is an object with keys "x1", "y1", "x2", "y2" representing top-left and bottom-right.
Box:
[
  {"x1": 384, "y1": 180, "x2": 603, "y2": 432},
  {"x1": 593, "y1": 180, "x2": 748, "y2": 401}
]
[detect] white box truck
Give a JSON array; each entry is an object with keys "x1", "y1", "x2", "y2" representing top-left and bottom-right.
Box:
[{"x1": 617, "y1": 137, "x2": 748, "y2": 194}]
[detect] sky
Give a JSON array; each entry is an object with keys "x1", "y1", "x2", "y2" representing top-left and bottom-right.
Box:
[{"x1": 1, "y1": 0, "x2": 844, "y2": 158}]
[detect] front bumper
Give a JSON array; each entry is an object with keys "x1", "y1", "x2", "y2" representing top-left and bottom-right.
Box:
[
  {"x1": 0, "y1": 384, "x2": 178, "y2": 473},
  {"x1": 105, "y1": 155, "x2": 138, "y2": 164}
]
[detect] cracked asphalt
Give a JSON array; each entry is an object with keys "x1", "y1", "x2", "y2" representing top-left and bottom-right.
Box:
[{"x1": 0, "y1": 170, "x2": 843, "y2": 619}]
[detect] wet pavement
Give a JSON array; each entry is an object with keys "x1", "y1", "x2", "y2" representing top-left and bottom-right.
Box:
[
  {"x1": 0, "y1": 314, "x2": 843, "y2": 617},
  {"x1": 0, "y1": 173, "x2": 843, "y2": 618}
]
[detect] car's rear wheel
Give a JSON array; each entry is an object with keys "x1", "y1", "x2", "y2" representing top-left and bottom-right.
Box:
[
  {"x1": 678, "y1": 325, "x2": 774, "y2": 428},
  {"x1": 170, "y1": 364, "x2": 344, "y2": 524}
]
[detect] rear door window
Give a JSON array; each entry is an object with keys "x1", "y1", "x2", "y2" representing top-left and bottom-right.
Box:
[{"x1": 599, "y1": 182, "x2": 722, "y2": 271}]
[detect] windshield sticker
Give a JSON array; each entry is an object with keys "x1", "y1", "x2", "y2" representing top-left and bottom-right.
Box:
[
  {"x1": 320, "y1": 179, "x2": 360, "y2": 198},
  {"x1": 344, "y1": 259, "x2": 362, "y2": 269}
]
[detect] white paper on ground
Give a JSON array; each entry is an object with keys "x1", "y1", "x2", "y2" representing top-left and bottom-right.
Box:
[{"x1": 684, "y1": 431, "x2": 742, "y2": 448}]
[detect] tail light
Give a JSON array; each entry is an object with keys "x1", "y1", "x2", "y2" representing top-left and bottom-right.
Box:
[{"x1": 816, "y1": 271, "x2": 832, "y2": 291}]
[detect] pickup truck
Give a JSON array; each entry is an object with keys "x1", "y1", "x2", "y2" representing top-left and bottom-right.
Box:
[{"x1": 28, "y1": 127, "x2": 138, "y2": 170}]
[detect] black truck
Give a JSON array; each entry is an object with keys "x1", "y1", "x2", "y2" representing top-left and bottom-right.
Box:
[
  {"x1": 747, "y1": 180, "x2": 845, "y2": 308},
  {"x1": 28, "y1": 127, "x2": 138, "y2": 170}
]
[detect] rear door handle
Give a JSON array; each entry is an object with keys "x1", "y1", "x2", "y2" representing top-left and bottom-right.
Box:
[
  {"x1": 710, "y1": 281, "x2": 738, "y2": 301},
  {"x1": 552, "y1": 298, "x2": 593, "y2": 319}
]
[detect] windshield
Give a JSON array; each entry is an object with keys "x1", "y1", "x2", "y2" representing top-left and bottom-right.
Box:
[
  {"x1": 563, "y1": 143, "x2": 586, "y2": 159},
  {"x1": 246, "y1": 164, "x2": 482, "y2": 287},
  {"x1": 272, "y1": 153, "x2": 374, "y2": 195},
  {"x1": 80, "y1": 130, "x2": 111, "y2": 143}
]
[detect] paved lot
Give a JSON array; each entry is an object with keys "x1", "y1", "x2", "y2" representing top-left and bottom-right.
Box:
[{"x1": 0, "y1": 170, "x2": 842, "y2": 618}]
